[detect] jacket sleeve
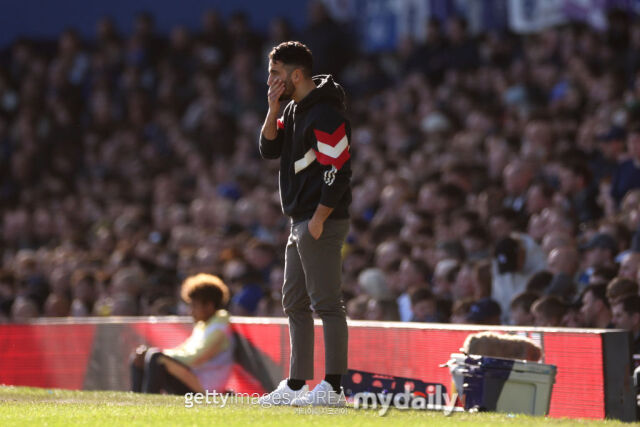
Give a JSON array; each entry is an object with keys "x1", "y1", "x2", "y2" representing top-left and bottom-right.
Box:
[
  {"x1": 309, "y1": 108, "x2": 352, "y2": 208},
  {"x1": 259, "y1": 116, "x2": 285, "y2": 159}
]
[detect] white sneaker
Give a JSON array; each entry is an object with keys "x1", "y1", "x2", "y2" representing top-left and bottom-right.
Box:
[
  {"x1": 257, "y1": 379, "x2": 309, "y2": 406},
  {"x1": 291, "y1": 380, "x2": 346, "y2": 407}
]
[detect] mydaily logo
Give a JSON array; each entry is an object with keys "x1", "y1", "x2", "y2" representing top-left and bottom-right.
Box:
[{"x1": 352, "y1": 384, "x2": 464, "y2": 416}]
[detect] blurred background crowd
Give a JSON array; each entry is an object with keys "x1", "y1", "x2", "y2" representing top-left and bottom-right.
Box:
[{"x1": 1, "y1": 3, "x2": 640, "y2": 343}]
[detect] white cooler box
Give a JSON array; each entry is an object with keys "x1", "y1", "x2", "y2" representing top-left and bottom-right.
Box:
[{"x1": 446, "y1": 353, "x2": 556, "y2": 415}]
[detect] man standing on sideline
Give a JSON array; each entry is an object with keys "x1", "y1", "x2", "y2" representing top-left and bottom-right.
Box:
[{"x1": 256, "y1": 41, "x2": 352, "y2": 407}]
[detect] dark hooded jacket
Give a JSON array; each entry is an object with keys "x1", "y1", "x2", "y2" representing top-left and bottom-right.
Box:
[{"x1": 259, "y1": 74, "x2": 352, "y2": 222}]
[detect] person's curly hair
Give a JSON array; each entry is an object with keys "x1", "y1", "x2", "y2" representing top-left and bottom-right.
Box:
[{"x1": 180, "y1": 274, "x2": 230, "y2": 310}]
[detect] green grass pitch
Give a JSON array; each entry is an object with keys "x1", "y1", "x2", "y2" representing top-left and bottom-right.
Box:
[{"x1": 0, "y1": 385, "x2": 630, "y2": 426}]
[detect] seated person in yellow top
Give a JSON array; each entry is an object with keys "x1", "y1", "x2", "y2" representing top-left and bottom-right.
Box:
[{"x1": 131, "y1": 274, "x2": 235, "y2": 394}]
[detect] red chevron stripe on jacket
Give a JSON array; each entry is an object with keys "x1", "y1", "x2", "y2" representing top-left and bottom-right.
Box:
[{"x1": 313, "y1": 122, "x2": 350, "y2": 170}]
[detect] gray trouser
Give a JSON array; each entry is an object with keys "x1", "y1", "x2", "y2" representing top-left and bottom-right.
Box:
[{"x1": 282, "y1": 218, "x2": 350, "y2": 380}]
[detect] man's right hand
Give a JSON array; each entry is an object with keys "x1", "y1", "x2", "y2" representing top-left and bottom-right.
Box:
[{"x1": 267, "y1": 78, "x2": 285, "y2": 112}]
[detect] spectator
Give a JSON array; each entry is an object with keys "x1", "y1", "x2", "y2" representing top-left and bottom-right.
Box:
[
  {"x1": 466, "y1": 298, "x2": 502, "y2": 325},
  {"x1": 357, "y1": 268, "x2": 393, "y2": 301},
  {"x1": 402, "y1": 18, "x2": 446, "y2": 82},
  {"x1": 580, "y1": 283, "x2": 613, "y2": 328},
  {"x1": 531, "y1": 296, "x2": 567, "y2": 327},
  {"x1": 556, "y1": 160, "x2": 602, "y2": 223},
  {"x1": 302, "y1": 0, "x2": 352, "y2": 76},
  {"x1": 578, "y1": 233, "x2": 619, "y2": 285},
  {"x1": 611, "y1": 124, "x2": 640, "y2": 206},
  {"x1": 488, "y1": 208, "x2": 520, "y2": 242},
  {"x1": 450, "y1": 299, "x2": 474, "y2": 324},
  {"x1": 70, "y1": 271, "x2": 97, "y2": 317},
  {"x1": 502, "y1": 160, "x2": 534, "y2": 215},
  {"x1": 431, "y1": 259, "x2": 460, "y2": 300},
  {"x1": 541, "y1": 231, "x2": 575, "y2": 256},
  {"x1": 452, "y1": 262, "x2": 476, "y2": 301},
  {"x1": 365, "y1": 298, "x2": 400, "y2": 321},
  {"x1": 409, "y1": 287, "x2": 437, "y2": 323},
  {"x1": 11, "y1": 296, "x2": 39, "y2": 322},
  {"x1": 590, "y1": 266, "x2": 619, "y2": 285},
  {"x1": 618, "y1": 251, "x2": 640, "y2": 280},
  {"x1": 509, "y1": 292, "x2": 539, "y2": 326},
  {"x1": 43, "y1": 293, "x2": 70, "y2": 317},
  {"x1": 346, "y1": 295, "x2": 369, "y2": 320},
  {"x1": 592, "y1": 126, "x2": 626, "y2": 183},
  {"x1": 394, "y1": 258, "x2": 430, "y2": 322},
  {"x1": 606, "y1": 277, "x2": 639, "y2": 305},
  {"x1": 546, "y1": 246, "x2": 580, "y2": 294},
  {"x1": 562, "y1": 300, "x2": 583, "y2": 328},
  {"x1": 611, "y1": 295, "x2": 640, "y2": 354},
  {"x1": 444, "y1": 16, "x2": 479, "y2": 71},
  {"x1": 525, "y1": 181, "x2": 554, "y2": 216},
  {"x1": 462, "y1": 225, "x2": 491, "y2": 261},
  {"x1": 228, "y1": 267, "x2": 264, "y2": 316},
  {"x1": 492, "y1": 234, "x2": 546, "y2": 321},
  {"x1": 526, "y1": 270, "x2": 554, "y2": 294}
]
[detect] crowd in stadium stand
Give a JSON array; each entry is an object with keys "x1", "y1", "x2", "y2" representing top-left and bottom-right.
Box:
[{"x1": 1, "y1": 5, "x2": 640, "y2": 346}]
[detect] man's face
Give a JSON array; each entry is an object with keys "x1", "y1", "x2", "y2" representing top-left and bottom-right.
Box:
[
  {"x1": 598, "y1": 139, "x2": 624, "y2": 159},
  {"x1": 452, "y1": 266, "x2": 474, "y2": 300},
  {"x1": 612, "y1": 303, "x2": 638, "y2": 330},
  {"x1": 585, "y1": 247, "x2": 613, "y2": 269},
  {"x1": 412, "y1": 299, "x2": 436, "y2": 322},
  {"x1": 268, "y1": 60, "x2": 295, "y2": 101},
  {"x1": 502, "y1": 164, "x2": 520, "y2": 195},
  {"x1": 580, "y1": 291, "x2": 599, "y2": 326},
  {"x1": 547, "y1": 249, "x2": 562, "y2": 275},
  {"x1": 627, "y1": 132, "x2": 640, "y2": 161},
  {"x1": 511, "y1": 306, "x2": 533, "y2": 326},
  {"x1": 619, "y1": 253, "x2": 640, "y2": 280},
  {"x1": 489, "y1": 216, "x2": 512, "y2": 241},
  {"x1": 526, "y1": 185, "x2": 547, "y2": 215},
  {"x1": 533, "y1": 310, "x2": 553, "y2": 327},
  {"x1": 562, "y1": 309, "x2": 583, "y2": 327},
  {"x1": 190, "y1": 299, "x2": 216, "y2": 322}
]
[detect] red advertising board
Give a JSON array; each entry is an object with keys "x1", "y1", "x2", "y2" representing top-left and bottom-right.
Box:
[{"x1": 0, "y1": 317, "x2": 630, "y2": 420}]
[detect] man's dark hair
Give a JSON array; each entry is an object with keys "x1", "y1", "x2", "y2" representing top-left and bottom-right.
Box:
[
  {"x1": 614, "y1": 294, "x2": 640, "y2": 316},
  {"x1": 531, "y1": 296, "x2": 567, "y2": 324},
  {"x1": 269, "y1": 41, "x2": 313, "y2": 77},
  {"x1": 592, "y1": 266, "x2": 618, "y2": 283},
  {"x1": 582, "y1": 283, "x2": 610, "y2": 309},
  {"x1": 465, "y1": 225, "x2": 489, "y2": 244},
  {"x1": 451, "y1": 298, "x2": 473, "y2": 317},
  {"x1": 493, "y1": 207, "x2": 519, "y2": 226},
  {"x1": 436, "y1": 183, "x2": 466, "y2": 208},
  {"x1": 530, "y1": 179, "x2": 555, "y2": 200},
  {"x1": 563, "y1": 160, "x2": 592, "y2": 185},
  {"x1": 510, "y1": 291, "x2": 539, "y2": 312},
  {"x1": 628, "y1": 121, "x2": 640, "y2": 136},
  {"x1": 436, "y1": 297, "x2": 452, "y2": 322},
  {"x1": 525, "y1": 270, "x2": 553, "y2": 294},
  {"x1": 606, "y1": 277, "x2": 639, "y2": 303},
  {"x1": 410, "y1": 287, "x2": 435, "y2": 306},
  {"x1": 402, "y1": 258, "x2": 432, "y2": 281},
  {"x1": 451, "y1": 209, "x2": 481, "y2": 228}
]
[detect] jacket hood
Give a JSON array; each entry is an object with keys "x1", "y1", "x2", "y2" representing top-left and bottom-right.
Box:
[{"x1": 296, "y1": 74, "x2": 346, "y2": 113}]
